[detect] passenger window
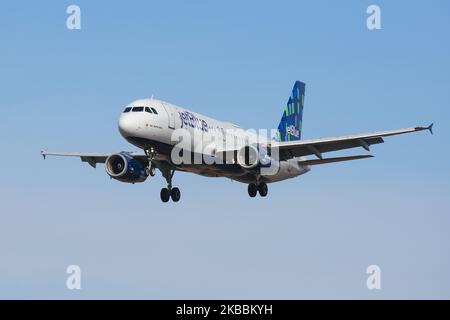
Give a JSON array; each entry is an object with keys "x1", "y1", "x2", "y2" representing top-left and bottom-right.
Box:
[
  {"x1": 132, "y1": 106, "x2": 144, "y2": 112},
  {"x1": 145, "y1": 107, "x2": 152, "y2": 113},
  {"x1": 151, "y1": 107, "x2": 158, "y2": 114},
  {"x1": 123, "y1": 107, "x2": 132, "y2": 113}
]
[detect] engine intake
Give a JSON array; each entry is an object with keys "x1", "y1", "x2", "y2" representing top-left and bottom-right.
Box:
[
  {"x1": 105, "y1": 153, "x2": 148, "y2": 183},
  {"x1": 237, "y1": 145, "x2": 278, "y2": 173}
]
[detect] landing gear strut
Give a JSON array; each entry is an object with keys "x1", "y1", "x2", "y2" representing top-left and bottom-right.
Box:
[
  {"x1": 160, "y1": 169, "x2": 181, "y2": 202},
  {"x1": 248, "y1": 182, "x2": 268, "y2": 198}
]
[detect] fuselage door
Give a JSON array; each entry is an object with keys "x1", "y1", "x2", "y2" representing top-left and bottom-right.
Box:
[{"x1": 162, "y1": 103, "x2": 175, "y2": 129}]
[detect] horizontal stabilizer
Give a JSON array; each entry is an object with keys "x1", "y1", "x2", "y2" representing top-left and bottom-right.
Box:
[{"x1": 298, "y1": 155, "x2": 374, "y2": 166}]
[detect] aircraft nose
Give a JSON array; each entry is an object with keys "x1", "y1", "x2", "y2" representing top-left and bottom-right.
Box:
[{"x1": 118, "y1": 114, "x2": 136, "y2": 138}]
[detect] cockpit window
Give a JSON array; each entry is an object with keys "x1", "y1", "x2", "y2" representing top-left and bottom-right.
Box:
[
  {"x1": 150, "y1": 107, "x2": 158, "y2": 114},
  {"x1": 132, "y1": 106, "x2": 144, "y2": 112},
  {"x1": 123, "y1": 107, "x2": 132, "y2": 113},
  {"x1": 145, "y1": 107, "x2": 152, "y2": 113}
]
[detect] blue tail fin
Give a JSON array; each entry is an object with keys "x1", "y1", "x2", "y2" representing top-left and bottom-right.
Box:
[{"x1": 275, "y1": 81, "x2": 305, "y2": 142}]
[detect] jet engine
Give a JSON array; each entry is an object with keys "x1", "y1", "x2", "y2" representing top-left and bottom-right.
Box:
[
  {"x1": 236, "y1": 145, "x2": 279, "y2": 174},
  {"x1": 105, "y1": 152, "x2": 148, "y2": 183}
]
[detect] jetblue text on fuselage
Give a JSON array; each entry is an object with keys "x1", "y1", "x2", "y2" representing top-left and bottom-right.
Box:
[{"x1": 179, "y1": 111, "x2": 208, "y2": 132}]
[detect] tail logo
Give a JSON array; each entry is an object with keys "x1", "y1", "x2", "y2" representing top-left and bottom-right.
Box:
[{"x1": 286, "y1": 125, "x2": 300, "y2": 138}]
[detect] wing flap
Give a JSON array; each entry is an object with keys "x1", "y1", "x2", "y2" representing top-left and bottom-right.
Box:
[{"x1": 298, "y1": 155, "x2": 374, "y2": 166}]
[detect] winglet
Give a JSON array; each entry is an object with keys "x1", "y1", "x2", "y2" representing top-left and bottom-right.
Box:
[
  {"x1": 427, "y1": 123, "x2": 434, "y2": 135},
  {"x1": 41, "y1": 149, "x2": 47, "y2": 160},
  {"x1": 415, "y1": 123, "x2": 434, "y2": 135}
]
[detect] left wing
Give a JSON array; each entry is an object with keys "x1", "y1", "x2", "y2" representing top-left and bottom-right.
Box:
[{"x1": 273, "y1": 124, "x2": 433, "y2": 161}]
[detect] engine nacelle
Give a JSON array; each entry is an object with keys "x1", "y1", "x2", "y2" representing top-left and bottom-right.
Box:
[
  {"x1": 236, "y1": 145, "x2": 279, "y2": 174},
  {"x1": 105, "y1": 152, "x2": 148, "y2": 183}
]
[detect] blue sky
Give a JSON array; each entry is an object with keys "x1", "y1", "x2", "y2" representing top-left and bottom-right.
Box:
[{"x1": 0, "y1": 0, "x2": 449, "y2": 299}]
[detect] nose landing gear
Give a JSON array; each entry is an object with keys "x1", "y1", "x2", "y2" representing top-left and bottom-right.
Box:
[
  {"x1": 145, "y1": 148, "x2": 157, "y2": 177},
  {"x1": 145, "y1": 166, "x2": 156, "y2": 177}
]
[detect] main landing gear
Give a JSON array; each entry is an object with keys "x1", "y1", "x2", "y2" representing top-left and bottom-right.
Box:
[
  {"x1": 160, "y1": 169, "x2": 181, "y2": 203},
  {"x1": 145, "y1": 148, "x2": 180, "y2": 203},
  {"x1": 248, "y1": 182, "x2": 268, "y2": 198},
  {"x1": 160, "y1": 186, "x2": 180, "y2": 202}
]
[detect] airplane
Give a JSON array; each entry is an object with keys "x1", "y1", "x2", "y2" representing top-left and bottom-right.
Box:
[{"x1": 41, "y1": 81, "x2": 433, "y2": 203}]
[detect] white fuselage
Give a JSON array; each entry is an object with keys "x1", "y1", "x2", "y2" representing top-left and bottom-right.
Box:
[{"x1": 118, "y1": 99, "x2": 310, "y2": 184}]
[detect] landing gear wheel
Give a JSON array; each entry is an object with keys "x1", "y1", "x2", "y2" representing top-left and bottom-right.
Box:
[
  {"x1": 248, "y1": 183, "x2": 257, "y2": 197},
  {"x1": 258, "y1": 182, "x2": 268, "y2": 197},
  {"x1": 160, "y1": 188, "x2": 170, "y2": 202},
  {"x1": 170, "y1": 187, "x2": 181, "y2": 202}
]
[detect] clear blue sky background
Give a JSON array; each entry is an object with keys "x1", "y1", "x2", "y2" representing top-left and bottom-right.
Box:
[{"x1": 0, "y1": 0, "x2": 449, "y2": 299}]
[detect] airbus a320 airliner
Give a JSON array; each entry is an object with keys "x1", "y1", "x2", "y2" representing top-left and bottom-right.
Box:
[{"x1": 42, "y1": 81, "x2": 433, "y2": 202}]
